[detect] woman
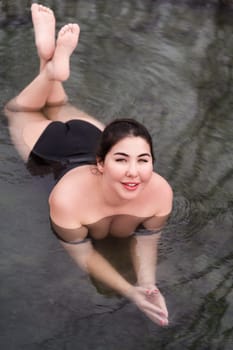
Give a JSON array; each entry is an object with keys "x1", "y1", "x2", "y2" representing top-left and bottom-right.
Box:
[{"x1": 5, "y1": 4, "x2": 173, "y2": 326}]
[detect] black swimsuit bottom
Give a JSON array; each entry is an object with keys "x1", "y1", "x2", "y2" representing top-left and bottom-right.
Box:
[{"x1": 28, "y1": 119, "x2": 102, "y2": 180}]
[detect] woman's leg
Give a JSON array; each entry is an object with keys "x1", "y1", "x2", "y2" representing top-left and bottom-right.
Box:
[
  {"x1": 31, "y1": 4, "x2": 104, "y2": 129},
  {"x1": 31, "y1": 3, "x2": 68, "y2": 106},
  {"x1": 5, "y1": 3, "x2": 103, "y2": 161},
  {"x1": 12, "y1": 23, "x2": 79, "y2": 111},
  {"x1": 29, "y1": 3, "x2": 103, "y2": 130},
  {"x1": 6, "y1": 3, "x2": 73, "y2": 112},
  {"x1": 5, "y1": 23, "x2": 80, "y2": 161},
  {"x1": 31, "y1": 3, "x2": 55, "y2": 69}
]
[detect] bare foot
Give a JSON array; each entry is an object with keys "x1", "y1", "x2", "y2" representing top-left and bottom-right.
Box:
[
  {"x1": 31, "y1": 3, "x2": 55, "y2": 61},
  {"x1": 46, "y1": 23, "x2": 80, "y2": 81}
]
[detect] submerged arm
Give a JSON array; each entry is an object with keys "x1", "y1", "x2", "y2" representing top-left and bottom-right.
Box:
[
  {"x1": 51, "y1": 219, "x2": 168, "y2": 325},
  {"x1": 49, "y1": 183, "x2": 172, "y2": 326},
  {"x1": 61, "y1": 238, "x2": 133, "y2": 296},
  {"x1": 51, "y1": 220, "x2": 133, "y2": 295},
  {"x1": 130, "y1": 229, "x2": 161, "y2": 288},
  {"x1": 130, "y1": 214, "x2": 171, "y2": 325}
]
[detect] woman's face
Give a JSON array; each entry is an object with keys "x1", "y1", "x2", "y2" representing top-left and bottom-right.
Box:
[{"x1": 97, "y1": 136, "x2": 154, "y2": 200}]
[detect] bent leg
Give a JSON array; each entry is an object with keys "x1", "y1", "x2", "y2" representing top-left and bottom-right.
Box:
[
  {"x1": 8, "y1": 23, "x2": 80, "y2": 111},
  {"x1": 5, "y1": 64, "x2": 55, "y2": 161},
  {"x1": 31, "y1": 3, "x2": 55, "y2": 66},
  {"x1": 5, "y1": 23, "x2": 80, "y2": 160},
  {"x1": 5, "y1": 108, "x2": 52, "y2": 161},
  {"x1": 31, "y1": 3, "x2": 68, "y2": 107}
]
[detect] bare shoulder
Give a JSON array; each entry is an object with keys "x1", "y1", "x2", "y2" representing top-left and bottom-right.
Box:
[
  {"x1": 148, "y1": 172, "x2": 173, "y2": 216},
  {"x1": 48, "y1": 168, "x2": 89, "y2": 228},
  {"x1": 49, "y1": 189, "x2": 79, "y2": 229},
  {"x1": 50, "y1": 166, "x2": 91, "y2": 200},
  {"x1": 151, "y1": 172, "x2": 173, "y2": 193}
]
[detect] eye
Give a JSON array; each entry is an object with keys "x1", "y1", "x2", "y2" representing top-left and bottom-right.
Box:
[
  {"x1": 138, "y1": 158, "x2": 149, "y2": 163},
  {"x1": 115, "y1": 158, "x2": 127, "y2": 162}
]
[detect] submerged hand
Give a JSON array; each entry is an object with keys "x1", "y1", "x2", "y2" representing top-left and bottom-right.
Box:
[
  {"x1": 127, "y1": 285, "x2": 168, "y2": 326},
  {"x1": 145, "y1": 285, "x2": 168, "y2": 325}
]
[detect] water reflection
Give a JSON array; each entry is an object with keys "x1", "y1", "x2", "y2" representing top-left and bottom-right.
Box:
[{"x1": 0, "y1": 1, "x2": 232, "y2": 349}]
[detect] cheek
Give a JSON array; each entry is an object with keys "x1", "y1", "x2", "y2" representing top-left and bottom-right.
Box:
[
  {"x1": 110, "y1": 165, "x2": 125, "y2": 179},
  {"x1": 141, "y1": 165, "x2": 153, "y2": 181},
  {"x1": 102, "y1": 163, "x2": 122, "y2": 180}
]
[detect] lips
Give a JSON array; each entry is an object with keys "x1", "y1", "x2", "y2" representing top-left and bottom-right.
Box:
[{"x1": 122, "y1": 182, "x2": 140, "y2": 191}]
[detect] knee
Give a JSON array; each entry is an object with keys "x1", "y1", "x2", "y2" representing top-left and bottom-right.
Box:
[{"x1": 4, "y1": 98, "x2": 42, "y2": 113}]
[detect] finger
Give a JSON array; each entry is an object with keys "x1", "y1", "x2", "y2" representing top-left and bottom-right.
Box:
[
  {"x1": 142, "y1": 299, "x2": 165, "y2": 315},
  {"x1": 145, "y1": 288, "x2": 159, "y2": 297},
  {"x1": 146, "y1": 297, "x2": 168, "y2": 318},
  {"x1": 143, "y1": 308, "x2": 169, "y2": 326},
  {"x1": 146, "y1": 291, "x2": 169, "y2": 318},
  {"x1": 157, "y1": 295, "x2": 169, "y2": 318},
  {"x1": 140, "y1": 301, "x2": 168, "y2": 324}
]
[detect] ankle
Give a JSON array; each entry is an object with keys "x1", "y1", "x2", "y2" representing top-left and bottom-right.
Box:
[{"x1": 45, "y1": 60, "x2": 70, "y2": 82}]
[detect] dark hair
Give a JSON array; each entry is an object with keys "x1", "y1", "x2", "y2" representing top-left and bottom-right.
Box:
[{"x1": 96, "y1": 118, "x2": 155, "y2": 162}]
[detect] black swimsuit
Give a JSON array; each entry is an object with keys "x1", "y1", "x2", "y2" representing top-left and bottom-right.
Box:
[{"x1": 28, "y1": 119, "x2": 102, "y2": 181}]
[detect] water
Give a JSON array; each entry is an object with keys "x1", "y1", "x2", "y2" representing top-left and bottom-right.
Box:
[{"x1": 0, "y1": 1, "x2": 232, "y2": 349}]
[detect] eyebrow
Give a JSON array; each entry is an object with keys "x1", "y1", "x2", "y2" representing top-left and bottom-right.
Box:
[{"x1": 113, "y1": 152, "x2": 151, "y2": 157}]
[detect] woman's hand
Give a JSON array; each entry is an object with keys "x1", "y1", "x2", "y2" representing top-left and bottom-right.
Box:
[{"x1": 127, "y1": 285, "x2": 169, "y2": 326}]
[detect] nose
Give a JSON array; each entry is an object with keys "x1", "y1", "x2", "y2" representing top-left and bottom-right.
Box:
[{"x1": 126, "y1": 161, "x2": 138, "y2": 178}]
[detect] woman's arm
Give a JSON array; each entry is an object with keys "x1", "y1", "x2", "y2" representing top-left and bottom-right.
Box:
[
  {"x1": 130, "y1": 214, "x2": 172, "y2": 325},
  {"x1": 130, "y1": 231, "x2": 160, "y2": 288},
  {"x1": 62, "y1": 238, "x2": 168, "y2": 326},
  {"x1": 49, "y1": 194, "x2": 170, "y2": 325},
  {"x1": 51, "y1": 213, "x2": 169, "y2": 326},
  {"x1": 131, "y1": 213, "x2": 170, "y2": 287},
  {"x1": 50, "y1": 218, "x2": 168, "y2": 325},
  {"x1": 50, "y1": 214, "x2": 133, "y2": 297},
  {"x1": 61, "y1": 239, "x2": 132, "y2": 296},
  {"x1": 49, "y1": 192, "x2": 135, "y2": 296}
]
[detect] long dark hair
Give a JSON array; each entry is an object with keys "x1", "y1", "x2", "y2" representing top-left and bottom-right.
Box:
[{"x1": 96, "y1": 118, "x2": 155, "y2": 162}]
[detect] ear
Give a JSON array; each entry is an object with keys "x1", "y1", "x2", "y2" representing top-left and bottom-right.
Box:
[{"x1": 96, "y1": 158, "x2": 104, "y2": 173}]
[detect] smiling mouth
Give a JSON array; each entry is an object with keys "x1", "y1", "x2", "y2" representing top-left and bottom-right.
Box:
[{"x1": 122, "y1": 182, "x2": 140, "y2": 191}]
